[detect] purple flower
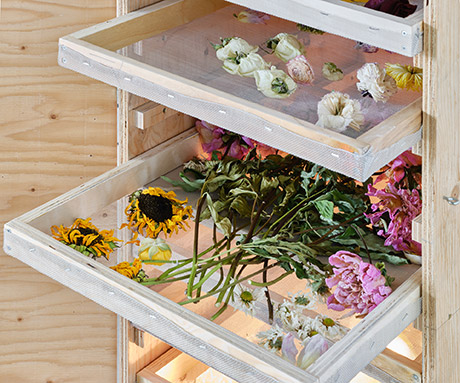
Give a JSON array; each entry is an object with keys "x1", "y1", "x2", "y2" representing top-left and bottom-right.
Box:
[
  {"x1": 234, "y1": 9, "x2": 270, "y2": 24},
  {"x1": 366, "y1": 184, "x2": 422, "y2": 255},
  {"x1": 365, "y1": 0, "x2": 417, "y2": 18},
  {"x1": 326, "y1": 251, "x2": 392, "y2": 315},
  {"x1": 354, "y1": 42, "x2": 379, "y2": 53},
  {"x1": 375, "y1": 150, "x2": 422, "y2": 187}
]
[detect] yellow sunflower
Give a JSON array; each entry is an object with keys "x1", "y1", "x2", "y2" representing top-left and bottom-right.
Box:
[
  {"x1": 121, "y1": 187, "x2": 193, "y2": 244},
  {"x1": 110, "y1": 258, "x2": 148, "y2": 282},
  {"x1": 385, "y1": 64, "x2": 422, "y2": 92},
  {"x1": 51, "y1": 218, "x2": 121, "y2": 259}
]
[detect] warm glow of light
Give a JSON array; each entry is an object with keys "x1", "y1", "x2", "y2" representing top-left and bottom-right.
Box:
[{"x1": 196, "y1": 368, "x2": 236, "y2": 383}]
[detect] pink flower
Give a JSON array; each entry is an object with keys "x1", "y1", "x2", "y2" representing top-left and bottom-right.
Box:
[
  {"x1": 281, "y1": 333, "x2": 328, "y2": 370},
  {"x1": 326, "y1": 251, "x2": 392, "y2": 315},
  {"x1": 286, "y1": 55, "x2": 314, "y2": 84},
  {"x1": 234, "y1": 9, "x2": 270, "y2": 24},
  {"x1": 366, "y1": 184, "x2": 422, "y2": 255},
  {"x1": 375, "y1": 150, "x2": 422, "y2": 186}
]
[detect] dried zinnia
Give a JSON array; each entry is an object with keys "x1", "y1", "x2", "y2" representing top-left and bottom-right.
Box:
[
  {"x1": 51, "y1": 218, "x2": 121, "y2": 260},
  {"x1": 317, "y1": 91, "x2": 364, "y2": 132},
  {"x1": 326, "y1": 251, "x2": 392, "y2": 315},
  {"x1": 121, "y1": 187, "x2": 193, "y2": 244},
  {"x1": 286, "y1": 55, "x2": 314, "y2": 84},
  {"x1": 322, "y1": 62, "x2": 344, "y2": 81},
  {"x1": 365, "y1": 0, "x2": 417, "y2": 18},
  {"x1": 366, "y1": 184, "x2": 422, "y2": 255},
  {"x1": 385, "y1": 63, "x2": 422, "y2": 91},
  {"x1": 356, "y1": 62, "x2": 397, "y2": 103}
]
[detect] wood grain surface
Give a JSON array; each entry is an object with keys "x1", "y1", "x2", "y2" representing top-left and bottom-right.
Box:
[{"x1": 0, "y1": 1, "x2": 118, "y2": 382}]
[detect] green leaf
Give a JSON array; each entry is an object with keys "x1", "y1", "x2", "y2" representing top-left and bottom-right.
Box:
[
  {"x1": 204, "y1": 193, "x2": 232, "y2": 237},
  {"x1": 313, "y1": 200, "x2": 334, "y2": 221},
  {"x1": 229, "y1": 195, "x2": 252, "y2": 217},
  {"x1": 161, "y1": 175, "x2": 198, "y2": 192}
]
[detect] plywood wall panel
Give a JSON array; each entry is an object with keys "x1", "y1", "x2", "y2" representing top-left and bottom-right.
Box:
[{"x1": 0, "y1": 1, "x2": 118, "y2": 382}]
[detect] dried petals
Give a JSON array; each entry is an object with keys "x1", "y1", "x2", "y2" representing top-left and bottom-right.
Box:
[
  {"x1": 213, "y1": 37, "x2": 258, "y2": 61},
  {"x1": 356, "y1": 62, "x2": 397, "y2": 103},
  {"x1": 317, "y1": 91, "x2": 364, "y2": 132},
  {"x1": 365, "y1": 0, "x2": 417, "y2": 18},
  {"x1": 322, "y1": 62, "x2": 344, "y2": 81},
  {"x1": 222, "y1": 52, "x2": 269, "y2": 77},
  {"x1": 385, "y1": 63, "x2": 423, "y2": 91},
  {"x1": 354, "y1": 41, "x2": 379, "y2": 53},
  {"x1": 234, "y1": 9, "x2": 270, "y2": 24},
  {"x1": 267, "y1": 33, "x2": 305, "y2": 63},
  {"x1": 296, "y1": 334, "x2": 329, "y2": 370},
  {"x1": 286, "y1": 55, "x2": 314, "y2": 84},
  {"x1": 254, "y1": 66, "x2": 297, "y2": 98}
]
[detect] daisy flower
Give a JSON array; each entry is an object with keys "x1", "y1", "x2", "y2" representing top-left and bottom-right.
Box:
[
  {"x1": 385, "y1": 64, "x2": 423, "y2": 91},
  {"x1": 312, "y1": 315, "x2": 347, "y2": 341},
  {"x1": 231, "y1": 283, "x2": 266, "y2": 317},
  {"x1": 288, "y1": 290, "x2": 318, "y2": 311},
  {"x1": 257, "y1": 324, "x2": 285, "y2": 353},
  {"x1": 275, "y1": 301, "x2": 304, "y2": 332}
]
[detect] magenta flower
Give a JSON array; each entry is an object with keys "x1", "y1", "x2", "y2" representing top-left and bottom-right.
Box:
[
  {"x1": 366, "y1": 184, "x2": 422, "y2": 255},
  {"x1": 326, "y1": 251, "x2": 392, "y2": 315},
  {"x1": 365, "y1": 0, "x2": 417, "y2": 18},
  {"x1": 234, "y1": 9, "x2": 270, "y2": 24},
  {"x1": 375, "y1": 150, "x2": 421, "y2": 186}
]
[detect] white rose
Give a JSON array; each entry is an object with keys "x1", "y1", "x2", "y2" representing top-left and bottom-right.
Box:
[
  {"x1": 215, "y1": 37, "x2": 258, "y2": 61},
  {"x1": 222, "y1": 52, "x2": 269, "y2": 77},
  {"x1": 322, "y1": 62, "x2": 344, "y2": 82},
  {"x1": 269, "y1": 33, "x2": 305, "y2": 62},
  {"x1": 254, "y1": 66, "x2": 297, "y2": 99}
]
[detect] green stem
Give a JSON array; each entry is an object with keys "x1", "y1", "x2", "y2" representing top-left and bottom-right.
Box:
[{"x1": 250, "y1": 270, "x2": 294, "y2": 287}]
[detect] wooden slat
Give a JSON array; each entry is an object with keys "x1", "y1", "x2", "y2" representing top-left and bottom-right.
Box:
[
  {"x1": 411, "y1": 214, "x2": 422, "y2": 244},
  {"x1": 130, "y1": 101, "x2": 181, "y2": 130}
]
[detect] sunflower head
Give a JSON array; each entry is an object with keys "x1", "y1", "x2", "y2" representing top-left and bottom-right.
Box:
[
  {"x1": 121, "y1": 187, "x2": 193, "y2": 244},
  {"x1": 51, "y1": 218, "x2": 121, "y2": 260},
  {"x1": 110, "y1": 258, "x2": 148, "y2": 282}
]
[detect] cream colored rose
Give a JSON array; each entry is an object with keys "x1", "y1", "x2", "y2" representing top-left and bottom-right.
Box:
[
  {"x1": 254, "y1": 66, "x2": 297, "y2": 99},
  {"x1": 269, "y1": 33, "x2": 305, "y2": 62},
  {"x1": 317, "y1": 91, "x2": 364, "y2": 132},
  {"x1": 286, "y1": 55, "x2": 314, "y2": 84},
  {"x1": 215, "y1": 37, "x2": 258, "y2": 61},
  {"x1": 222, "y1": 52, "x2": 269, "y2": 77},
  {"x1": 322, "y1": 62, "x2": 344, "y2": 82}
]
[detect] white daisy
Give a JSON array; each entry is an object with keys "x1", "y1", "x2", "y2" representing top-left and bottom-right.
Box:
[
  {"x1": 311, "y1": 315, "x2": 347, "y2": 341},
  {"x1": 296, "y1": 316, "x2": 320, "y2": 342},
  {"x1": 257, "y1": 324, "x2": 285, "y2": 353},
  {"x1": 288, "y1": 290, "x2": 317, "y2": 311},
  {"x1": 231, "y1": 283, "x2": 265, "y2": 317},
  {"x1": 275, "y1": 301, "x2": 304, "y2": 332},
  {"x1": 356, "y1": 62, "x2": 397, "y2": 103}
]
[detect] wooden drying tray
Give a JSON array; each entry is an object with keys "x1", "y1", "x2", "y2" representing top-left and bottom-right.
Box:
[
  {"x1": 58, "y1": 0, "x2": 422, "y2": 181},
  {"x1": 226, "y1": 0, "x2": 424, "y2": 57},
  {"x1": 4, "y1": 130, "x2": 422, "y2": 383}
]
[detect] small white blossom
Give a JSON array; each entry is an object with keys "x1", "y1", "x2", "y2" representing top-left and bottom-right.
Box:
[
  {"x1": 311, "y1": 315, "x2": 347, "y2": 341},
  {"x1": 222, "y1": 52, "x2": 269, "y2": 77},
  {"x1": 322, "y1": 62, "x2": 344, "y2": 82},
  {"x1": 275, "y1": 301, "x2": 305, "y2": 332},
  {"x1": 254, "y1": 66, "x2": 297, "y2": 99},
  {"x1": 268, "y1": 33, "x2": 305, "y2": 62},
  {"x1": 215, "y1": 37, "x2": 258, "y2": 61},
  {"x1": 297, "y1": 317, "x2": 320, "y2": 342},
  {"x1": 317, "y1": 91, "x2": 364, "y2": 132},
  {"x1": 257, "y1": 324, "x2": 285, "y2": 353},
  {"x1": 231, "y1": 283, "x2": 265, "y2": 317},
  {"x1": 356, "y1": 62, "x2": 397, "y2": 103},
  {"x1": 288, "y1": 290, "x2": 317, "y2": 311}
]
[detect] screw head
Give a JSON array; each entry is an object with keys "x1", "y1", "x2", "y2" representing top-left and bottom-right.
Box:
[
  {"x1": 402, "y1": 30, "x2": 408, "y2": 36},
  {"x1": 413, "y1": 374, "x2": 420, "y2": 381}
]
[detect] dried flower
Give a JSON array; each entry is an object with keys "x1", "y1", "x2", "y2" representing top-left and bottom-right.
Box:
[
  {"x1": 286, "y1": 55, "x2": 314, "y2": 84},
  {"x1": 354, "y1": 42, "x2": 379, "y2": 53},
  {"x1": 365, "y1": 0, "x2": 417, "y2": 18},
  {"x1": 322, "y1": 62, "x2": 344, "y2": 81},
  {"x1": 195, "y1": 120, "x2": 254, "y2": 159},
  {"x1": 275, "y1": 300, "x2": 304, "y2": 332},
  {"x1": 254, "y1": 66, "x2": 297, "y2": 98},
  {"x1": 288, "y1": 290, "x2": 317, "y2": 311},
  {"x1": 121, "y1": 187, "x2": 193, "y2": 244},
  {"x1": 366, "y1": 184, "x2": 422, "y2": 254},
  {"x1": 356, "y1": 62, "x2": 397, "y2": 103},
  {"x1": 234, "y1": 9, "x2": 270, "y2": 24},
  {"x1": 266, "y1": 33, "x2": 305, "y2": 62},
  {"x1": 326, "y1": 251, "x2": 392, "y2": 315},
  {"x1": 311, "y1": 315, "x2": 346, "y2": 341},
  {"x1": 51, "y1": 218, "x2": 121, "y2": 260},
  {"x1": 232, "y1": 283, "x2": 266, "y2": 316},
  {"x1": 138, "y1": 237, "x2": 172, "y2": 265},
  {"x1": 297, "y1": 23, "x2": 325, "y2": 35},
  {"x1": 213, "y1": 37, "x2": 258, "y2": 61},
  {"x1": 375, "y1": 150, "x2": 422, "y2": 186},
  {"x1": 281, "y1": 333, "x2": 328, "y2": 370},
  {"x1": 222, "y1": 52, "x2": 269, "y2": 77},
  {"x1": 257, "y1": 324, "x2": 285, "y2": 352},
  {"x1": 110, "y1": 258, "x2": 148, "y2": 282},
  {"x1": 385, "y1": 63, "x2": 422, "y2": 91},
  {"x1": 317, "y1": 91, "x2": 364, "y2": 132}
]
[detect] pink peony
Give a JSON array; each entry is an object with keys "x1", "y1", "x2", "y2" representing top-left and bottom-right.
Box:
[
  {"x1": 366, "y1": 184, "x2": 422, "y2": 255},
  {"x1": 326, "y1": 251, "x2": 392, "y2": 315},
  {"x1": 375, "y1": 150, "x2": 422, "y2": 186}
]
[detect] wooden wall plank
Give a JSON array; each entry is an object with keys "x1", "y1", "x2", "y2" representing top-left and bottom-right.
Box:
[
  {"x1": 422, "y1": 0, "x2": 460, "y2": 381},
  {"x1": 0, "y1": 1, "x2": 118, "y2": 382}
]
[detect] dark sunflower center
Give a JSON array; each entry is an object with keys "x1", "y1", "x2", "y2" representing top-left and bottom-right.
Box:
[
  {"x1": 72, "y1": 227, "x2": 102, "y2": 246},
  {"x1": 138, "y1": 194, "x2": 173, "y2": 223}
]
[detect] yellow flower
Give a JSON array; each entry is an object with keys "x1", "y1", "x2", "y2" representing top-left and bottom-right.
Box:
[
  {"x1": 385, "y1": 64, "x2": 422, "y2": 91},
  {"x1": 138, "y1": 238, "x2": 172, "y2": 265},
  {"x1": 51, "y1": 218, "x2": 121, "y2": 259},
  {"x1": 121, "y1": 187, "x2": 193, "y2": 244},
  {"x1": 110, "y1": 258, "x2": 142, "y2": 279}
]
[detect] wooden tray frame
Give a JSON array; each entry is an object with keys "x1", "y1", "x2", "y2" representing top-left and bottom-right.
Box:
[
  {"x1": 226, "y1": 0, "x2": 424, "y2": 57},
  {"x1": 4, "y1": 130, "x2": 421, "y2": 383},
  {"x1": 57, "y1": 0, "x2": 422, "y2": 182}
]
